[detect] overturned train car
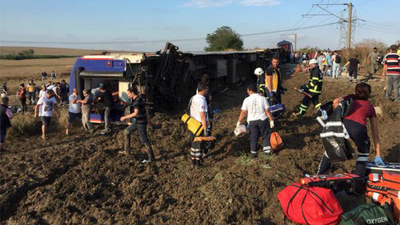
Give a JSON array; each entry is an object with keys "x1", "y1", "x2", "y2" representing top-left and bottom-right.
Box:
[{"x1": 69, "y1": 42, "x2": 284, "y2": 124}]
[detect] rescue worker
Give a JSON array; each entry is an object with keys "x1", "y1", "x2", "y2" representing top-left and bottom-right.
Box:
[
  {"x1": 317, "y1": 83, "x2": 384, "y2": 177},
  {"x1": 298, "y1": 59, "x2": 323, "y2": 115},
  {"x1": 236, "y1": 84, "x2": 275, "y2": 158},
  {"x1": 258, "y1": 57, "x2": 283, "y2": 104},
  {"x1": 254, "y1": 67, "x2": 264, "y2": 91},
  {"x1": 189, "y1": 82, "x2": 209, "y2": 167},
  {"x1": 120, "y1": 87, "x2": 155, "y2": 162}
]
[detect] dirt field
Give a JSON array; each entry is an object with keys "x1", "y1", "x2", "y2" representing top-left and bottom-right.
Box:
[{"x1": 0, "y1": 55, "x2": 399, "y2": 224}]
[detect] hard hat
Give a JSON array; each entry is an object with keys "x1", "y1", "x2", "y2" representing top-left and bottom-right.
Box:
[
  {"x1": 309, "y1": 59, "x2": 318, "y2": 65},
  {"x1": 254, "y1": 67, "x2": 264, "y2": 76}
]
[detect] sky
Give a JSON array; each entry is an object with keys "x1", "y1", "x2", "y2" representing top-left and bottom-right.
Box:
[{"x1": 0, "y1": 0, "x2": 399, "y2": 52}]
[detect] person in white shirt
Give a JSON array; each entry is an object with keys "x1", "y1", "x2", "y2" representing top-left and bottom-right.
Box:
[
  {"x1": 236, "y1": 84, "x2": 275, "y2": 158},
  {"x1": 66, "y1": 88, "x2": 81, "y2": 135},
  {"x1": 34, "y1": 90, "x2": 57, "y2": 140},
  {"x1": 189, "y1": 82, "x2": 209, "y2": 167}
]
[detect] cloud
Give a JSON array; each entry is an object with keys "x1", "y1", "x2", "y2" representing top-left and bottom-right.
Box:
[
  {"x1": 182, "y1": 0, "x2": 234, "y2": 8},
  {"x1": 239, "y1": 0, "x2": 281, "y2": 6},
  {"x1": 182, "y1": 0, "x2": 281, "y2": 8}
]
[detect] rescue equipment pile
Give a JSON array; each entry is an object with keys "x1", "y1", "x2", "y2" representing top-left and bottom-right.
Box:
[{"x1": 278, "y1": 169, "x2": 400, "y2": 225}]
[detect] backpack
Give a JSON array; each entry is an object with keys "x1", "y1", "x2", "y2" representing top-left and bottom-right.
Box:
[
  {"x1": 270, "y1": 131, "x2": 283, "y2": 151},
  {"x1": 335, "y1": 55, "x2": 341, "y2": 63},
  {"x1": 339, "y1": 203, "x2": 395, "y2": 225},
  {"x1": 277, "y1": 183, "x2": 343, "y2": 225}
]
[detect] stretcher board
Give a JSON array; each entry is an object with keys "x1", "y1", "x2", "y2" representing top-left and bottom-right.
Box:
[{"x1": 366, "y1": 161, "x2": 400, "y2": 175}]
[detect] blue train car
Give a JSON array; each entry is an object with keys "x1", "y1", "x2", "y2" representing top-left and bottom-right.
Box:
[{"x1": 69, "y1": 54, "x2": 146, "y2": 124}]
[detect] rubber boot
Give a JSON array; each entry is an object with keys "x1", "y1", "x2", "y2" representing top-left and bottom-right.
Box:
[{"x1": 146, "y1": 144, "x2": 155, "y2": 162}]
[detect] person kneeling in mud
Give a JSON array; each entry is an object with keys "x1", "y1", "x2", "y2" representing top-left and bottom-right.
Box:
[
  {"x1": 236, "y1": 84, "x2": 275, "y2": 158},
  {"x1": 317, "y1": 83, "x2": 384, "y2": 177},
  {"x1": 120, "y1": 87, "x2": 155, "y2": 162}
]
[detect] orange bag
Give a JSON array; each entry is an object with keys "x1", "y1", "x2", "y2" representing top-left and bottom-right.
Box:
[{"x1": 270, "y1": 132, "x2": 283, "y2": 151}]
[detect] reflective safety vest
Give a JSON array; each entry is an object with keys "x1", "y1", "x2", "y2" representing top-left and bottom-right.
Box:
[
  {"x1": 258, "y1": 67, "x2": 281, "y2": 95},
  {"x1": 307, "y1": 67, "x2": 323, "y2": 94}
]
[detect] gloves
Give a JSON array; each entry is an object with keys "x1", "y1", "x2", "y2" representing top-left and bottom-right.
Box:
[
  {"x1": 300, "y1": 84, "x2": 307, "y2": 91},
  {"x1": 269, "y1": 120, "x2": 275, "y2": 129},
  {"x1": 236, "y1": 121, "x2": 241, "y2": 127},
  {"x1": 268, "y1": 92, "x2": 274, "y2": 97},
  {"x1": 374, "y1": 156, "x2": 386, "y2": 167}
]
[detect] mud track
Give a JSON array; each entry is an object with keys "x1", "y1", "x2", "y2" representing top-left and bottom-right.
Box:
[{"x1": 1, "y1": 66, "x2": 399, "y2": 224}]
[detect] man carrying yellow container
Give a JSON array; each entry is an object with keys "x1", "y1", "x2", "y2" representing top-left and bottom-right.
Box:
[{"x1": 188, "y1": 82, "x2": 209, "y2": 167}]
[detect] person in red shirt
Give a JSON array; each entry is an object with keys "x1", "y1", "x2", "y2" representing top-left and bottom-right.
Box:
[
  {"x1": 318, "y1": 83, "x2": 383, "y2": 177},
  {"x1": 18, "y1": 83, "x2": 27, "y2": 113}
]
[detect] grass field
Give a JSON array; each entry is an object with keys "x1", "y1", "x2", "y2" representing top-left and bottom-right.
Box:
[{"x1": 0, "y1": 46, "x2": 119, "y2": 105}]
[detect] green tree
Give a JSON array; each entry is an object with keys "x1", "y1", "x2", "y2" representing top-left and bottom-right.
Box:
[{"x1": 205, "y1": 26, "x2": 244, "y2": 51}]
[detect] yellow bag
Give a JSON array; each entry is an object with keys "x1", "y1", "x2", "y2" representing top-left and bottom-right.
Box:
[{"x1": 181, "y1": 113, "x2": 204, "y2": 136}]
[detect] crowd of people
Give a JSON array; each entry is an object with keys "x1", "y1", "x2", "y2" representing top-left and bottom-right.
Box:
[
  {"x1": 0, "y1": 44, "x2": 399, "y2": 174},
  {"x1": 187, "y1": 44, "x2": 399, "y2": 176}
]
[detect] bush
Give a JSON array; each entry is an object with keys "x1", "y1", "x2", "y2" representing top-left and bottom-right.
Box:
[
  {"x1": 7, "y1": 107, "x2": 70, "y2": 138},
  {"x1": 340, "y1": 39, "x2": 389, "y2": 64},
  {"x1": 8, "y1": 113, "x2": 41, "y2": 137},
  {"x1": 0, "y1": 54, "x2": 76, "y2": 60}
]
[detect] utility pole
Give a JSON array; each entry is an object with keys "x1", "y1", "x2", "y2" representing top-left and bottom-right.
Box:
[
  {"x1": 346, "y1": 2, "x2": 352, "y2": 49},
  {"x1": 302, "y1": 2, "x2": 356, "y2": 49},
  {"x1": 294, "y1": 33, "x2": 297, "y2": 52}
]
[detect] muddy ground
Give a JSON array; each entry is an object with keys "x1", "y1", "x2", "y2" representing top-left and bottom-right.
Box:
[{"x1": 1, "y1": 66, "x2": 399, "y2": 225}]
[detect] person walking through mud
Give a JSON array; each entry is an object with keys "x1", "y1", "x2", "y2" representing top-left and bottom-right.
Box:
[
  {"x1": 77, "y1": 89, "x2": 94, "y2": 133},
  {"x1": 0, "y1": 97, "x2": 13, "y2": 151},
  {"x1": 18, "y1": 83, "x2": 27, "y2": 113},
  {"x1": 65, "y1": 88, "x2": 81, "y2": 135},
  {"x1": 35, "y1": 90, "x2": 57, "y2": 140},
  {"x1": 98, "y1": 86, "x2": 113, "y2": 134},
  {"x1": 258, "y1": 57, "x2": 284, "y2": 104},
  {"x1": 188, "y1": 82, "x2": 209, "y2": 167},
  {"x1": 297, "y1": 59, "x2": 323, "y2": 116},
  {"x1": 236, "y1": 84, "x2": 275, "y2": 158},
  {"x1": 317, "y1": 83, "x2": 384, "y2": 177},
  {"x1": 344, "y1": 54, "x2": 360, "y2": 84},
  {"x1": 120, "y1": 87, "x2": 155, "y2": 162},
  {"x1": 367, "y1": 47, "x2": 379, "y2": 77}
]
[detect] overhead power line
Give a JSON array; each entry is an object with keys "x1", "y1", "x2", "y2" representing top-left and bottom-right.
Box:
[{"x1": 0, "y1": 22, "x2": 339, "y2": 45}]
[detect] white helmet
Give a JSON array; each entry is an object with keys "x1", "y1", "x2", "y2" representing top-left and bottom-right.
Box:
[{"x1": 254, "y1": 67, "x2": 264, "y2": 76}]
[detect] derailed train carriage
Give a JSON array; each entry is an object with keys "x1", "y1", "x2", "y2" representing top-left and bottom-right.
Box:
[{"x1": 69, "y1": 42, "x2": 286, "y2": 124}]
